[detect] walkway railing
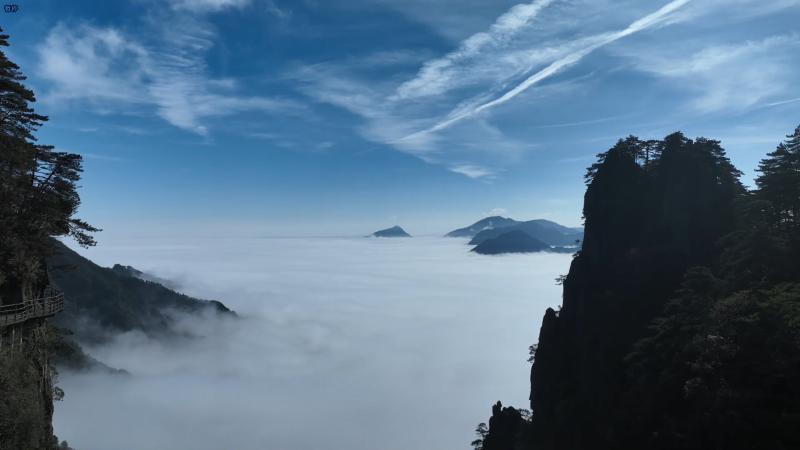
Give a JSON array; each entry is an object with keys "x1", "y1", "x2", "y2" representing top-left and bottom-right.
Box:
[{"x1": 0, "y1": 288, "x2": 64, "y2": 328}]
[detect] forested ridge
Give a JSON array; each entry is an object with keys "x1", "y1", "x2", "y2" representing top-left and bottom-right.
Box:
[
  {"x1": 48, "y1": 240, "x2": 234, "y2": 346},
  {"x1": 475, "y1": 128, "x2": 800, "y2": 450}
]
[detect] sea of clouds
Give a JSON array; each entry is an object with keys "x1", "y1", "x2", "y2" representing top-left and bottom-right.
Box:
[{"x1": 53, "y1": 236, "x2": 571, "y2": 450}]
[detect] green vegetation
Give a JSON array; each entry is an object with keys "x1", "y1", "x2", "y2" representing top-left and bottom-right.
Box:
[
  {"x1": 0, "y1": 27, "x2": 93, "y2": 449},
  {"x1": 620, "y1": 128, "x2": 800, "y2": 449},
  {"x1": 0, "y1": 324, "x2": 74, "y2": 450},
  {"x1": 0, "y1": 28, "x2": 97, "y2": 306},
  {"x1": 48, "y1": 240, "x2": 234, "y2": 344},
  {"x1": 477, "y1": 127, "x2": 800, "y2": 449},
  {"x1": 0, "y1": 339, "x2": 57, "y2": 449}
]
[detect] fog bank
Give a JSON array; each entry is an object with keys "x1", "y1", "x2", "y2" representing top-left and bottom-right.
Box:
[{"x1": 54, "y1": 237, "x2": 571, "y2": 450}]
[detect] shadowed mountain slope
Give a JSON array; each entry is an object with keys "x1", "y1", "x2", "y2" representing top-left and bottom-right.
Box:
[
  {"x1": 47, "y1": 240, "x2": 233, "y2": 344},
  {"x1": 471, "y1": 230, "x2": 550, "y2": 255},
  {"x1": 475, "y1": 130, "x2": 800, "y2": 450},
  {"x1": 445, "y1": 216, "x2": 520, "y2": 238},
  {"x1": 468, "y1": 219, "x2": 583, "y2": 247}
]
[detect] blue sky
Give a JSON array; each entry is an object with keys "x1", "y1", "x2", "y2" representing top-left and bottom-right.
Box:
[{"x1": 4, "y1": 0, "x2": 800, "y2": 237}]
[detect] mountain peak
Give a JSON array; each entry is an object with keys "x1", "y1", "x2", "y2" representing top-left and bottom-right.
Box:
[
  {"x1": 445, "y1": 216, "x2": 519, "y2": 238},
  {"x1": 371, "y1": 225, "x2": 411, "y2": 237}
]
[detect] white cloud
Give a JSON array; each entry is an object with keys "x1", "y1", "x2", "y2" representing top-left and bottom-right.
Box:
[
  {"x1": 485, "y1": 207, "x2": 509, "y2": 217},
  {"x1": 265, "y1": 0, "x2": 292, "y2": 20},
  {"x1": 667, "y1": 0, "x2": 799, "y2": 25},
  {"x1": 37, "y1": 26, "x2": 149, "y2": 105},
  {"x1": 168, "y1": 0, "x2": 251, "y2": 12},
  {"x1": 294, "y1": 64, "x2": 442, "y2": 158},
  {"x1": 357, "y1": 0, "x2": 535, "y2": 42},
  {"x1": 55, "y1": 236, "x2": 572, "y2": 450},
  {"x1": 37, "y1": 18, "x2": 298, "y2": 135},
  {"x1": 764, "y1": 97, "x2": 800, "y2": 108},
  {"x1": 294, "y1": 45, "x2": 533, "y2": 178},
  {"x1": 42, "y1": 0, "x2": 794, "y2": 178},
  {"x1": 296, "y1": 0, "x2": 703, "y2": 178},
  {"x1": 403, "y1": 0, "x2": 692, "y2": 139},
  {"x1": 449, "y1": 164, "x2": 495, "y2": 179},
  {"x1": 623, "y1": 34, "x2": 800, "y2": 113},
  {"x1": 392, "y1": 0, "x2": 555, "y2": 100}
]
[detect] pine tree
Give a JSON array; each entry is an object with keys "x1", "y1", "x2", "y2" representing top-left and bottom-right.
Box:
[
  {"x1": 0, "y1": 28, "x2": 97, "y2": 305},
  {"x1": 756, "y1": 125, "x2": 800, "y2": 229},
  {"x1": 582, "y1": 137, "x2": 647, "y2": 263}
]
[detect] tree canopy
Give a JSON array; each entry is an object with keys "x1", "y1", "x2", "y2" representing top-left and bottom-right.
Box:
[
  {"x1": 756, "y1": 126, "x2": 800, "y2": 230},
  {"x1": 478, "y1": 124, "x2": 800, "y2": 450},
  {"x1": 0, "y1": 27, "x2": 97, "y2": 304}
]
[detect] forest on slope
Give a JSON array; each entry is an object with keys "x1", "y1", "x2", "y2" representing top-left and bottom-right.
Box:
[
  {"x1": 475, "y1": 129, "x2": 800, "y2": 450},
  {"x1": 48, "y1": 240, "x2": 233, "y2": 345}
]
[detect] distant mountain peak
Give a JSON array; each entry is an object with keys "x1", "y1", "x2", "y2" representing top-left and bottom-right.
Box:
[
  {"x1": 471, "y1": 230, "x2": 550, "y2": 255},
  {"x1": 445, "y1": 216, "x2": 519, "y2": 237},
  {"x1": 447, "y1": 216, "x2": 583, "y2": 246},
  {"x1": 371, "y1": 225, "x2": 411, "y2": 237}
]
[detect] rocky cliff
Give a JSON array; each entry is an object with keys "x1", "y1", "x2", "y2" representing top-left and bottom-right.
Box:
[{"x1": 477, "y1": 131, "x2": 800, "y2": 450}]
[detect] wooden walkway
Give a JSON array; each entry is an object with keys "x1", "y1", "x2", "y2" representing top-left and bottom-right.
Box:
[{"x1": 0, "y1": 288, "x2": 64, "y2": 328}]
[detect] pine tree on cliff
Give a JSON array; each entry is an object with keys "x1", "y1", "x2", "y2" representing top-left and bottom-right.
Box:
[
  {"x1": 476, "y1": 126, "x2": 800, "y2": 450},
  {"x1": 0, "y1": 27, "x2": 90, "y2": 450},
  {"x1": 756, "y1": 125, "x2": 800, "y2": 229},
  {"x1": 0, "y1": 27, "x2": 97, "y2": 305},
  {"x1": 526, "y1": 131, "x2": 745, "y2": 450},
  {"x1": 623, "y1": 124, "x2": 800, "y2": 450}
]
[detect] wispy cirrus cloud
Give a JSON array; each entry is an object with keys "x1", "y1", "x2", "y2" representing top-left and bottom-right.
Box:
[
  {"x1": 299, "y1": 0, "x2": 800, "y2": 181},
  {"x1": 392, "y1": 0, "x2": 555, "y2": 101},
  {"x1": 620, "y1": 33, "x2": 800, "y2": 113},
  {"x1": 298, "y1": 60, "x2": 534, "y2": 178},
  {"x1": 666, "y1": 0, "x2": 799, "y2": 24},
  {"x1": 403, "y1": 0, "x2": 692, "y2": 140},
  {"x1": 298, "y1": 0, "x2": 697, "y2": 178},
  {"x1": 167, "y1": 0, "x2": 251, "y2": 13},
  {"x1": 38, "y1": 0, "x2": 796, "y2": 179},
  {"x1": 36, "y1": 6, "x2": 298, "y2": 135},
  {"x1": 449, "y1": 164, "x2": 496, "y2": 179}
]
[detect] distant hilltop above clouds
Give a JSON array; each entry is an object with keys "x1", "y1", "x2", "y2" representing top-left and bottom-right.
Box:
[{"x1": 370, "y1": 226, "x2": 412, "y2": 238}]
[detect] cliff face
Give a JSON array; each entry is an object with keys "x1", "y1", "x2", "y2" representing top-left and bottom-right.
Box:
[
  {"x1": 0, "y1": 26, "x2": 90, "y2": 450},
  {"x1": 0, "y1": 256, "x2": 61, "y2": 449},
  {"x1": 0, "y1": 322, "x2": 60, "y2": 449},
  {"x1": 476, "y1": 132, "x2": 800, "y2": 450},
  {"x1": 528, "y1": 135, "x2": 746, "y2": 449}
]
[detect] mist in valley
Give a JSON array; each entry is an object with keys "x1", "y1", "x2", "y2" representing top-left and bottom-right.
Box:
[{"x1": 54, "y1": 237, "x2": 571, "y2": 450}]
